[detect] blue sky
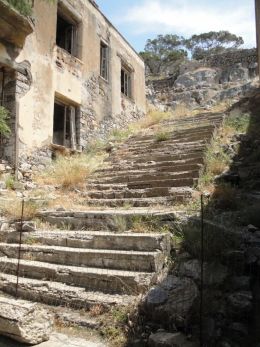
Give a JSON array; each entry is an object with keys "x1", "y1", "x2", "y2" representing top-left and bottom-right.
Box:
[{"x1": 95, "y1": 0, "x2": 256, "y2": 52}]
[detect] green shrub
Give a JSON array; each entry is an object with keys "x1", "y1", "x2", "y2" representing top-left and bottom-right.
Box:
[
  {"x1": 4, "y1": 0, "x2": 32, "y2": 16},
  {"x1": 155, "y1": 131, "x2": 170, "y2": 142},
  {"x1": 0, "y1": 106, "x2": 10, "y2": 137}
]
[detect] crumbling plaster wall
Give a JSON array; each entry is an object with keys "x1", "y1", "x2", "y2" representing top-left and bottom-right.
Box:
[{"x1": 10, "y1": 0, "x2": 145, "y2": 167}]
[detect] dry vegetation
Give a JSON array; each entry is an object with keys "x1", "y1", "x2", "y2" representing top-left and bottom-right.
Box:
[{"x1": 35, "y1": 152, "x2": 106, "y2": 190}]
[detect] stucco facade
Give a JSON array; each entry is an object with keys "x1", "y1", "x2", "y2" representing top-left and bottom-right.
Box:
[{"x1": 0, "y1": 0, "x2": 146, "y2": 169}]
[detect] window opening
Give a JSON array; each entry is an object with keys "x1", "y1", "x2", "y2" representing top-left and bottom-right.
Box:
[
  {"x1": 100, "y1": 41, "x2": 109, "y2": 80},
  {"x1": 121, "y1": 67, "x2": 131, "y2": 98},
  {"x1": 56, "y1": 12, "x2": 77, "y2": 56}
]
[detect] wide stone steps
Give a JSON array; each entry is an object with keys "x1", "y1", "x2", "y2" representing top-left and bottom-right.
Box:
[
  {"x1": 0, "y1": 243, "x2": 163, "y2": 272},
  {"x1": 107, "y1": 152, "x2": 204, "y2": 165},
  {"x1": 89, "y1": 176, "x2": 197, "y2": 188},
  {"x1": 0, "y1": 257, "x2": 154, "y2": 295},
  {"x1": 86, "y1": 186, "x2": 194, "y2": 200},
  {"x1": 86, "y1": 196, "x2": 189, "y2": 207},
  {"x1": 1, "y1": 230, "x2": 170, "y2": 252},
  {"x1": 96, "y1": 160, "x2": 203, "y2": 174},
  {"x1": 0, "y1": 273, "x2": 135, "y2": 309}
]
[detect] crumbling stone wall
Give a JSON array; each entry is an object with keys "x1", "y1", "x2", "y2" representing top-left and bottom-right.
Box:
[{"x1": 202, "y1": 48, "x2": 257, "y2": 69}]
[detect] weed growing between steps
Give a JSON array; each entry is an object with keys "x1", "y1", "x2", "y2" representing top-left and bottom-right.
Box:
[
  {"x1": 198, "y1": 110, "x2": 250, "y2": 194},
  {"x1": 36, "y1": 153, "x2": 105, "y2": 189}
]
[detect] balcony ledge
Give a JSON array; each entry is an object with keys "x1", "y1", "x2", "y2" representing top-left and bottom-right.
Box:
[{"x1": 0, "y1": 1, "x2": 34, "y2": 48}]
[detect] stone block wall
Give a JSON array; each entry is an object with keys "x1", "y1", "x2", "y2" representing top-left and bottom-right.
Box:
[{"x1": 202, "y1": 48, "x2": 258, "y2": 69}]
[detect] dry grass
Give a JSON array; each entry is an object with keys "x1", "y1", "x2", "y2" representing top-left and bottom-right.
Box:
[
  {"x1": 0, "y1": 198, "x2": 39, "y2": 220},
  {"x1": 89, "y1": 304, "x2": 107, "y2": 317},
  {"x1": 35, "y1": 153, "x2": 105, "y2": 190}
]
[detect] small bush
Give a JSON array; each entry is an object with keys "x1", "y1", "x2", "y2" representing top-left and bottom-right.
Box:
[
  {"x1": 5, "y1": 0, "x2": 32, "y2": 16},
  {"x1": 155, "y1": 131, "x2": 170, "y2": 142},
  {"x1": 37, "y1": 153, "x2": 104, "y2": 189},
  {"x1": 5, "y1": 175, "x2": 15, "y2": 190},
  {"x1": 0, "y1": 106, "x2": 10, "y2": 137}
]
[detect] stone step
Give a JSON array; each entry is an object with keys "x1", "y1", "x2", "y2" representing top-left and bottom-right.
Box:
[
  {"x1": 92, "y1": 168, "x2": 200, "y2": 180},
  {"x1": 1, "y1": 230, "x2": 170, "y2": 252},
  {"x1": 0, "y1": 273, "x2": 135, "y2": 309},
  {"x1": 116, "y1": 139, "x2": 208, "y2": 152},
  {"x1": 0, "y1": 257, "x2": 155, "y2": 294},
  {"x1": 108, "y1": 153, "x2": 204, "y2": 165},
  {"x1": 89, "y1": 174, "x2": 198, "y2": 187},
  {"x1": 126, "y1": 125, "x2": 217, "y2": 143},
  {"x1": 86, "y1": 195, "x2": 189, "y2": 207},
  {"x1": 0, "y1": 243, "x2": 163, "y2": 272},
  {"x1": 39, "y1": 210, "x2": 178, "y2": 230},
  {"x1": 96, "y1": 160, "x2": 203, "y2": 174},
  {"x1": 86, "y1": 186, "x2": 194, "y2": 199}
]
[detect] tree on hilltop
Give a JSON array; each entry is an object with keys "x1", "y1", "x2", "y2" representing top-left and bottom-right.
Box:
[
  {"x1": 140, "y1": 34, "x2": 188, "y2": 74},
  {"x1": 185, "y1": 31, "x2": 244, "y2": 60}
]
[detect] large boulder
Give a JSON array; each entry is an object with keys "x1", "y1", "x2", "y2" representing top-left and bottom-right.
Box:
[
  {"x1": 174, "y1": 68, "x2": 219, "y2": 89},
  {"x1": 0, "y1": 296, "x2": 54, "y2": 345},
  {"x1": 144, "y1": 276, "x2": 198, "y2": 328},
  {"x1": 178, "y1": 259, "x2": 228, "y2": 286},
  {"x1": 148, "y1": 332, "x2": 197, "y2": 347}
]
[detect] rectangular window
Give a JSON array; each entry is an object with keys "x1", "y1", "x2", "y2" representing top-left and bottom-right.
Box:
[
  {"x1": 121, "y1": 67, "x2": 132, "y2": 98},
  {"x1": 100, "y1": 42, "x2": 109, "y2": 81},
  {"x1": 53, "y1": 100, "x2": 77, "y2": 150},
  {"x1": 56, "y1": 11, "x2": 78, "y2": 56}
]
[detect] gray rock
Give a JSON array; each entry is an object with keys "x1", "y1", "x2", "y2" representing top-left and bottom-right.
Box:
[
  {"x1": 146, "y1": 287, "x2": 168, "y2": 306},
  {"x1": 227, "y1": 291, "x2": 253, "y2": 316},
  {"x1": 179, "y1": 260, "x2": 228, "y2": 286},
  {"x1": 148, "y1": 332, "x2": 196, "y2": 347},
  {"x1": 229, "y1": 276, "x2": 250, "y2": 291},
  {"x1": 145, "y1": 276, "x2": 198, "y2": 327}
]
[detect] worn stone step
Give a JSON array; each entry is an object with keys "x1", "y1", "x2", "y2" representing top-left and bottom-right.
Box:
[
  {"x1": 108, "y1": 153, "x2": 204, "y2": 165},
  {"x1": 92, "y1": 168, "x2": 199, "y2": 181},
  {"x1": 97, "y1": 160, "x2": 203, "y2": 174},
  {"x1": 0, "y1": 273, "x2": 135, "y2": 309},
  {"x1": 86, "y1": 195, "x2": 190, "y2": 207},
  {"x1": 89, "y1": 174, "x2": 198, "y2": 187},
  {"x1": 0, "y1": 244, "x2": 163, "y2": 272},
  {"x1": 86, "y1": 186, "x2": 194, "y2": 199},
  {"x1": 116, "y1": 140, "x2": 208, "y2": 154},
  {"x1": 0, "y1": 257, "x2": 155, "y2": 294},
  {"x1": 126, "y1": 125, "x2": 217, "y2": 143},
  {"x1": 110, "y1": 143, "x2": 207, "y2": 156},
  {"x1": 1, "y1": 230, "x2": 171, "y2": 252}
]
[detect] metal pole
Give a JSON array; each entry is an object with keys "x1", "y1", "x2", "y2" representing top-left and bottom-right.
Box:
[
  {"x1": 200, "y1": 194, "x2": 204, "y2": 347},
  {"x1": 15, "y1": 199, "x2": 24, "y2": 299}
]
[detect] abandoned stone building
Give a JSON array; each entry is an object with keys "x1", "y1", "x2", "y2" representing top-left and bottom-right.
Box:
[{"x1": 0, "y1": 0, "x2": 146, "y2": 169}]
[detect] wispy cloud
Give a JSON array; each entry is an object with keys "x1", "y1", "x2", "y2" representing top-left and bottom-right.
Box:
[{"x1": 119, "y1": 0, "x2": 256, "y2": 47}]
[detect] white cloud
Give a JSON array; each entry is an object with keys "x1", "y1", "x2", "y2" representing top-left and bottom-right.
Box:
[{"x1": 120, "y1": 0, "x2": 256, "y2": 47}]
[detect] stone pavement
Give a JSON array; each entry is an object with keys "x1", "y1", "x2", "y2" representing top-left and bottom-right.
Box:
[{"x1": 0, "y1": 333, "x2": 106, "y2": 347}]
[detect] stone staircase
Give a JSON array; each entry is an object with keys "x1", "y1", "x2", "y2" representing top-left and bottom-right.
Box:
[
  {"x1": 0, "y1": 112, "x2": 224, "y2": 311},
  {"x1": 85, "y1": 112, "x2": 224, "y2": 207}
]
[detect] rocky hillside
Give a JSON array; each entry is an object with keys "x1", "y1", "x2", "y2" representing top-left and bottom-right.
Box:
[{"x1": 147, "y1": 50, "x2": 258, "y2": 111}]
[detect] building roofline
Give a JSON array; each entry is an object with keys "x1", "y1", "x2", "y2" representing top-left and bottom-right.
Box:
[{"x1": 88, "y1": 0, "x2": 144, "y2": 63}]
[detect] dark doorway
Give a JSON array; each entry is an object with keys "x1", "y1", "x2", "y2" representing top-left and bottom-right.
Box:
[{"x1": 53, "y1": 101, "x2": 77, "y2": 149}]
